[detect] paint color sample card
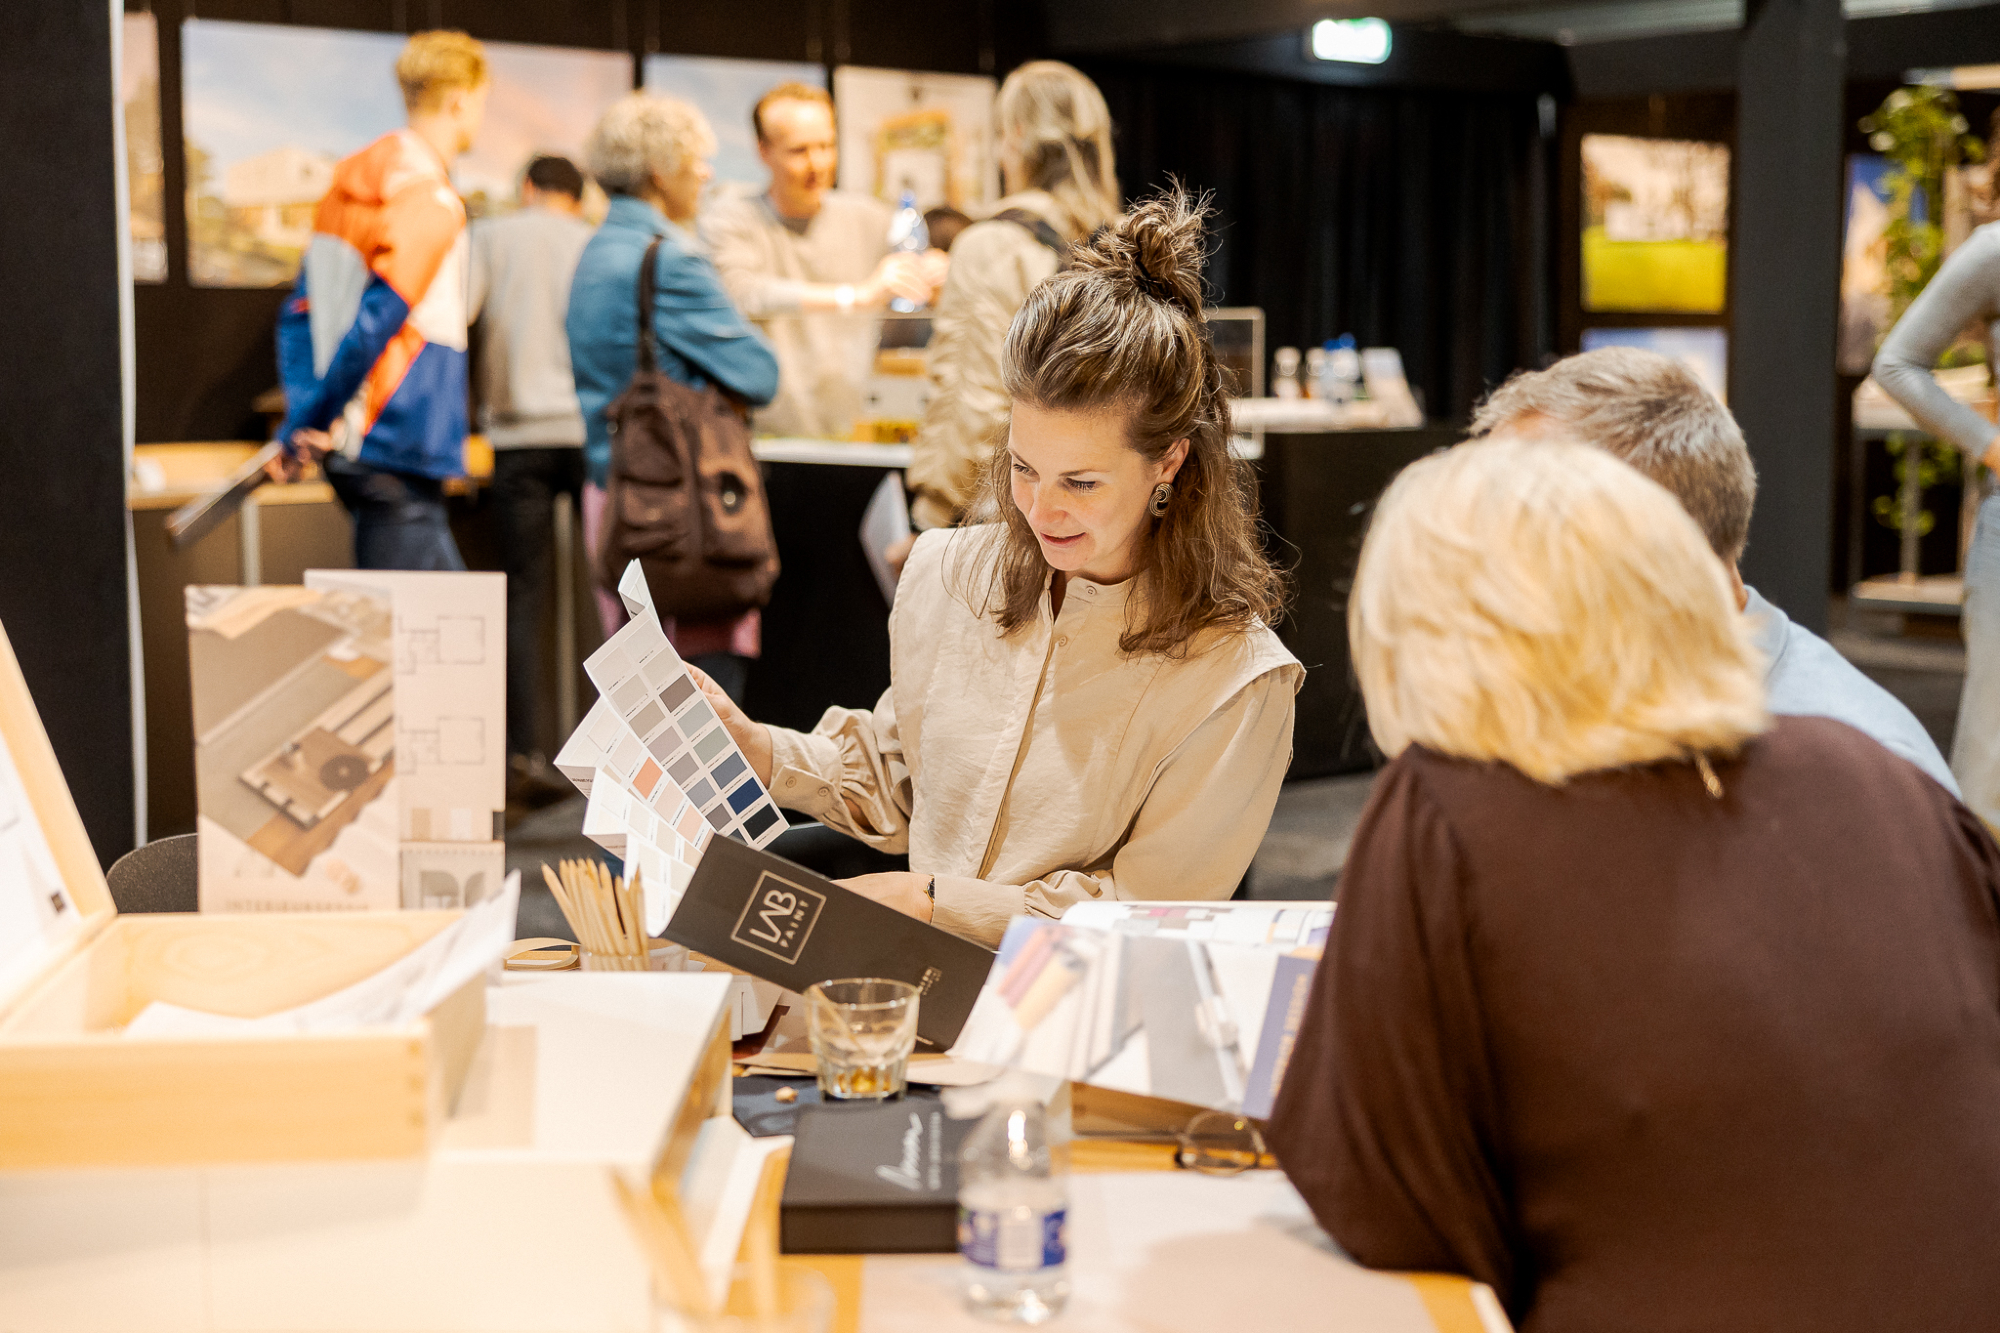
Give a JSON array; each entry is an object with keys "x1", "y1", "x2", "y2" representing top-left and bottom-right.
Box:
[
  {"x1": 552, "y1": 697, "x2": 624, "y2": 797},
  {"x1": 582, "y1": 605, "x2": 786, "y2": 851},
  {"x1": 583, "y1": 763, "x2": 710, "y2": 933}
]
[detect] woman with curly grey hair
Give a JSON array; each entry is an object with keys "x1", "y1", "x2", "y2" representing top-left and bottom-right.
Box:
[{"x1": 565, "y1": 93, "x2": 778, "y2": 696}]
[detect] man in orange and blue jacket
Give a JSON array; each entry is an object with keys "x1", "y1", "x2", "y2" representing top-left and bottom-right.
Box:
[{"x1": 274, "y1": 31, "x2": 488, "y2": 570}]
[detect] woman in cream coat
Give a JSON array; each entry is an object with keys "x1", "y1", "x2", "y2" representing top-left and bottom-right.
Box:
[
  {"x1": 698, "y1": 192, "x2": 1302, "y2": 946},
  {"x1": 903, "y1": 61, "x2": 1123, "y2": 533}
]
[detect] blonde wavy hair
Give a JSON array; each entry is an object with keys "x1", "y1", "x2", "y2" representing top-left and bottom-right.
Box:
[
  {"x1": 1350, "y1": 435, "x2": 1768, "y2": 784},
  {"x1": 996, "y1": 61, "x2": 1120, "y2": 241},
  {"x1": 395, "y1": 31, "x2": 488, "y2": 113}
]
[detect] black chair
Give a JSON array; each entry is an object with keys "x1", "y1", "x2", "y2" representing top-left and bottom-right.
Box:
[{"x1": 105, "y1": 832, "x2": 199, "y2": 914}]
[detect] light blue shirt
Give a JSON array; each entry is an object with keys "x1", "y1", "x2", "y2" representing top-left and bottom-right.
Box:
[
  {"x1": 1746, "y1": 586, "x2": 1960, "y2": 796},
  {"x1": 566, "y1": 195, "x2": 779, "y2": 487}
]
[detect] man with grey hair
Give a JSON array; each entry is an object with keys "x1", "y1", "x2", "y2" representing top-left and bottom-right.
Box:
[{"x1": 1473, "y1": 347, "x2": 1957, "y2": 794}]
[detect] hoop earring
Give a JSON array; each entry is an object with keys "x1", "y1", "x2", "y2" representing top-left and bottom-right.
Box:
[{"x1": 1149, "y1": 482, "x2": 1174, "y2": 518}]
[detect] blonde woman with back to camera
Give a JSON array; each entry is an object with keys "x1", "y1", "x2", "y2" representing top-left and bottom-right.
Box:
[
  {"x1": 1266, "y1": 436, "x2": 2000, "y2": 1333},
  {"x1": 902, "y1": 60, "x2": 1123, "y2": 537},
  {"x1": 692, "y1": 192, "x2": 1302, "y2": 945}
]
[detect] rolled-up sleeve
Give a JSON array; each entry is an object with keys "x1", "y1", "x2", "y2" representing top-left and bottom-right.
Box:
[
  {"x1": 1873, "y1": 226, "x2": 2000, "y2": 457},
  {"x1": 767, "y1": 687, "x2": 914, "y2": 851},
  {"x1": 928, "y1": 664, "x2": 1301, "y2": 947}
]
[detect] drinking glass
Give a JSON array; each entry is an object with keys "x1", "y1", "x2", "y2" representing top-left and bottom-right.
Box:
[{"x1": 804, "y1": 978, "x2": 919, "y2": 1100}]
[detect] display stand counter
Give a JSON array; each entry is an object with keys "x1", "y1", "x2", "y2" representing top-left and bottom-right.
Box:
[
  {"x1": 1253, "y1": 423, "x2": 1461, "y2": 777},
  {"x1": 744, "y1": 439, "x2": 910, "y2": 735}
]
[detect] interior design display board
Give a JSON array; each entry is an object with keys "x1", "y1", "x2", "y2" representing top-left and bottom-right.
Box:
[
  {"x1": 188, "y1": 574, "x2": 504, "y2": 912},
  {"x1": 643, "y1": 53, "x2": 826, "y2": 196},
  {"x1": 1580, "y1": 133, "x2": 1730, "y2": 314},
  {"x1": 833, "y1": 66, "x2": 997, "y2": 213},
  {"x1": 0, "y1": 972, "x2": 796, "y2": 1333},
  {"x1": 121, "y1": 12, "x2": 166, "y2": 283},
  {"x1": 1580, "y1": 326, "x2": 1728, "y2": 403},
  {"x1": 180, "y1": 19, "x2": 631, "y2": 286},
  {"x1": 951, "y1": 902, "x2": 1334, "y2": 1118},
  {"x1": 0, "y1": 615, "x2": 488, "y2": 1171}
]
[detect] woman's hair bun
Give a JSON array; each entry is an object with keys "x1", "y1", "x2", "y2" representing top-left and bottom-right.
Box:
[{"x1": 1072, "y1": 186, "x2": 1209, "y2": 319}]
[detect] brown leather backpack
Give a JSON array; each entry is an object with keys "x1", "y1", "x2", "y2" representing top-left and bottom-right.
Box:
[{"x1": 599, "y1": 237, "x2": 779, "y2": 620}]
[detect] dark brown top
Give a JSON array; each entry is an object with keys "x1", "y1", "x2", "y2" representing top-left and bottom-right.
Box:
[{"x1": 1266, "y1": 717, "x2": 2000, "y2": 1333}]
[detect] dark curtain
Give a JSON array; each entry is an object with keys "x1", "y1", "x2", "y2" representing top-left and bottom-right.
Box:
[{"x1": 1082, "y1": 62, "x2": 1546, "y2": 425}]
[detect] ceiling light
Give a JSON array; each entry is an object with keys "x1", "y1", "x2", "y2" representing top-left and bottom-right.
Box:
[{"x1": 1309, "y1": 17, "x2": 1392, "y2": 64}]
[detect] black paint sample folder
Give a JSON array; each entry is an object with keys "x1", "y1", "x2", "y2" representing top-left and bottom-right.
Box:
[
  {"x1": 779, "y1": 1100, "x2": 974, "y2": 1254},
  {"x1": 663, "y1": 836, "x2": 995, "y2": 1048}
]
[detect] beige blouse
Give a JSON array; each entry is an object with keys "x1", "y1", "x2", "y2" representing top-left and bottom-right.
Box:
[{"x1": 766, "y1": 527, "x2": 1304, "y2": 946}]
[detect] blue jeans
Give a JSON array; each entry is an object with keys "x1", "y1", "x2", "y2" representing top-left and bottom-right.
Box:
[
  {"x1": 324, "y1": 456, "x2": 466, "y2": 572},
  {"x1": 1957, "y1": 492, "x2": 2000, "y2": 828}
]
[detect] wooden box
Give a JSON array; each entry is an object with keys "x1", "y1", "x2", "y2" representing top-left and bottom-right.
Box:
[
  {"x1": 0, "y1": 971, "x2": 756, "y2": 1332},
  {"x1": 0, "y1": 620, "x2": 484, "y2": 1169}
]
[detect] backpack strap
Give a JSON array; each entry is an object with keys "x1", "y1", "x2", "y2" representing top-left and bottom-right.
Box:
[
  {"x1": 990, "y1": 208, "x2": 1070, "y2": 269},
  {"x1": 634, "y1": 236, "x2": 665, "y2": 374}
]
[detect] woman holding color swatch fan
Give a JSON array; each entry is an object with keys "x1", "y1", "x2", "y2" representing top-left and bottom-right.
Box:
[{"x1": 691, "y1": 190, "x2": 1302, "y2": 948}]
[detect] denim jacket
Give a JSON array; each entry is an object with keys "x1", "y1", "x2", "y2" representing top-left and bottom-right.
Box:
[{"x1": 565, "y1": 195, "x2": 779, "y2": 487}]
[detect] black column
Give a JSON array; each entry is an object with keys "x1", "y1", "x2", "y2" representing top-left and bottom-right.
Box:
[
  {"x1": 0, "y1": 4, "x2": 137, "y2": 863},
  {"x1": 1730, "y1": 0, "x2": 1846, "y2": 633}
]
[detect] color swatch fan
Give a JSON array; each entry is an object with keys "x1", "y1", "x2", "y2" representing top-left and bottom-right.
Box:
[{"x1": 555, "y1": 562, "x2": 788, "y2": 927}]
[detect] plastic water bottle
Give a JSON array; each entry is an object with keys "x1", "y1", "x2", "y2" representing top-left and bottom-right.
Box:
[
  {"x1": 886, "y1": 190, "x2": 930, "y2": 314},
  {"x1": 958, "y1": 1080, "x2": 1069, "y2": 1323},
  {"x1": 1321, "y1": 334, "x2": 1362, "y2": 404}
]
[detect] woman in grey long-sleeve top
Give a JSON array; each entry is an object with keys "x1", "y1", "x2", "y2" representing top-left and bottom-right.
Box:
[{"x1": 1874, "y1": 223, "x2": 2000, "y2": 827}]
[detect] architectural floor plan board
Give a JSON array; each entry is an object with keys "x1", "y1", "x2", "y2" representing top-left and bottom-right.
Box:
[
  {"x1": 307, "y1": 572, "x2": 505, "y2": 843},
  {"x1": 188, "y1": 585, "x2": 401, "y2": 911},
  {"x1": 307, "y1": 572, "x2": 507, "y2": 909}
]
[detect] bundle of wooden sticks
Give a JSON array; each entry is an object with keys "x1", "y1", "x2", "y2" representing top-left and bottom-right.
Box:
[{"x1": 540, "y1": 858, "x2": 651, "y2": 970}]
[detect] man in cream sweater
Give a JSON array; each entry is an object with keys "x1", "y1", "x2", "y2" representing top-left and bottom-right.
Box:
[{"x1": 701, "y1": 82, "x2": 940, "y2": 439}]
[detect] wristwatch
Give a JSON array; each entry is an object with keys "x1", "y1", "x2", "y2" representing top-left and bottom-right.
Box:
[{"x1": 924, "y1": 876, "x2": 936, "y2": 902}]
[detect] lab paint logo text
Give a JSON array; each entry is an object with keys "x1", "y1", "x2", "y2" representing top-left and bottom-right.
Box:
[{"x1": 730, "y1": 872, "x2": 825, "y2": 965}]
